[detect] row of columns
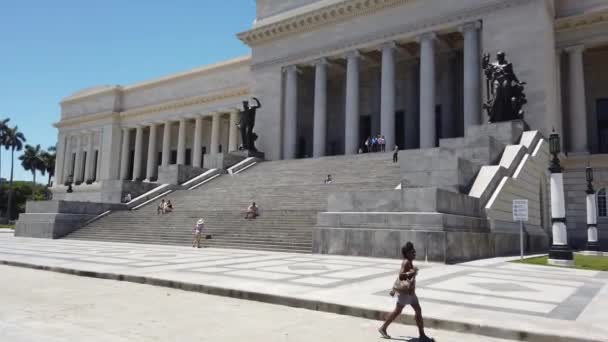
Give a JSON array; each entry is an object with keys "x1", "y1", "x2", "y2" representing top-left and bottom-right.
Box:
[
  {"x1": 118, "y1": 111, "x2": 240, "y2": 181},
  {"x1": 283, "y1": 22, "x2": 482, "y2": 159},
  {"x1": 57, "y1": 131, "x2": 101, "y2": 185}
]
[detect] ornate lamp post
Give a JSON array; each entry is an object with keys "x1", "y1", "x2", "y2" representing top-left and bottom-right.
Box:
[
  {"x1": 547, "y1": 132, "x2": 574, "y2": 266},
  {"x1": 585, "y1": 166, "x2": 600, "y2": 251}
]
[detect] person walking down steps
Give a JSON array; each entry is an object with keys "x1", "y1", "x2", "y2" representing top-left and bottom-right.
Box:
[{"x1": 379, "y1": 242, "x2": 434, "y2": 341}]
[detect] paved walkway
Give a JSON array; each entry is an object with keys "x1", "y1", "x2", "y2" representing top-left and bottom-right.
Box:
[
  {"x1": 1, "y1": 265, "x2": 519, "y2": 342},
  {"x1": 0, "y1": 235, "x2": 606, "y2": 342}
]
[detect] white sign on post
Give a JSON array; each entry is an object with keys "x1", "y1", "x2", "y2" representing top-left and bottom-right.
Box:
[
  {"x1": 513, "y1": 199, "x2": 529, "y2": 222},
  {"x1": 513, "y1": 199, "x2": 529, "y2": 260}
]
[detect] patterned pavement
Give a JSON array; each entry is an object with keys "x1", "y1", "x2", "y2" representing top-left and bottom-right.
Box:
[{"x1": 0, "y1": 234, "x2": 606, "y2": 341}]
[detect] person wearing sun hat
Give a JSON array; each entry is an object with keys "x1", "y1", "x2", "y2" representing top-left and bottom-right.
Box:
[{"x1": 192, "y1": 218, "x2": 205, "y2": 248}]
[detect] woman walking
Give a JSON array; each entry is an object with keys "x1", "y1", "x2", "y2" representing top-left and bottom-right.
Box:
[
  {"x1": 192, "y1": 218, "x2": 204, "y2": 248},
  {"x1": 379, "y1": 242, "x2": 433, "y2": 341}
]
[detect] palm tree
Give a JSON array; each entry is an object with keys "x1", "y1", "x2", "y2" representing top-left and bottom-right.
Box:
[
  {"x1": 0, "y1": 118, "x2": 10, "y2": 180},
  {"x1": 41, "y1": 145, "x2": 56, "y2": 186},
  {"x1": 20, "y1": 144, "x2": 45, "y2": 188},
  {"x1": 4, "y1": 126, "x2": 26, "y2": 220}
]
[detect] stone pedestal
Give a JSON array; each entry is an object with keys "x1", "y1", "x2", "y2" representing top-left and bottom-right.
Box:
[
  {"x1": 157, "y1": 165, "x2": 205, "y2": 185},
  {"x1": 15, "y1": 200, "x2": 125, "y2": 239}
]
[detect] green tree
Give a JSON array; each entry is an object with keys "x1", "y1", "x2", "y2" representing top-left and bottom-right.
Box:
[
  {"x1": 19, "y1": 144, "x2": 45, "y2": 188},
  {"x1": 41, "y1": 145, "x2": 56, "y2": 187},
  {"x1": 0, "y1": 118, "x2": 10, "y2": 181},
  {"x1": 4, "y1": 126, "x2": 26, "y2": 220}
]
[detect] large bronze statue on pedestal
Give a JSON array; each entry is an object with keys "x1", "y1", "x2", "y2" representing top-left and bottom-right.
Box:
[
  {"x1": 238, "y1": 97, "x2": 261, "y2": 152},
  {"x1": 482, "y1": 51, "x2": 527, "y2": 123}
]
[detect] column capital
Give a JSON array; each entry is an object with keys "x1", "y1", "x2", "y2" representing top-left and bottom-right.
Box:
[
  {"x1": 313, "y1": 58, "x2": 329, "y2": 66},
  {"x1": 344, "y1": 50, "x2": 361, "y2": 60},
  {"x1": 416, "y1": 32, "x2": 437, "y2": 43},
  {"x1": 459, "y1": 20, "x2": 481, "y2": 33},
  {"x1": 284, "y1": 65, "x2": 299, "y2": 73},
  {"x1": 564, "y1": 44, "x2": 585, "y2": 54},
  {"x1": 380, "y1": 41, "x2": 397, "y2": 51}
]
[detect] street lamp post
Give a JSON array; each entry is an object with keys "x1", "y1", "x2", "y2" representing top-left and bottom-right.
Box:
[
  {"x1": 547, "y1": 132, "x2": 574, "y2": 266},
  {"x1": 585, "y1": 166, "x2": 600, "y2": 251}
]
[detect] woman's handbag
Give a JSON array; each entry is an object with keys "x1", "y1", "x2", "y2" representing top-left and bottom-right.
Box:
[{"x1": 393, "y1": 277, "x2": 412, "y2": 293}]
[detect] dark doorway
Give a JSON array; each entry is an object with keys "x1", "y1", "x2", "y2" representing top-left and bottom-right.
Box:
[
  {"x1": 297, "y1": 137, "x2": 308, "y2": 158},
  {"x1": 435, "y1": 104, "x2": 442, "y2": 145},
  {"x1": 185, "y1": 149, "x2": 192, "y2": 165},
  {"x1": 157, "y1": 151, "x2": 162, "y2": 166},
  {"x1": 597, "y1": 99, "x2": 608, "y2": 154},
  {"x1": 360, "y1": 115, "x2": 372, "y2": 151},
  {"x1": 92, "y1": 150, "x2": 99, "y2": 182},
  {"x1": 128, "y1": 150, "x2": 135, "y2": 180},
  {"x1": 170, "y1": 150, "x2": 177, "y2": 164},
  {"x1": 395, "y1": 110, "x2": 405, "y2": 150}
]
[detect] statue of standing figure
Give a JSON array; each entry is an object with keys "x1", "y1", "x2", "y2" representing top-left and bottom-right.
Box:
[
  {"x1": 482, "y1": 51, "x2": 527, "y2": 123},
  {"x1": 238, "y1": 97, "x2": 261, "y2": 152}
]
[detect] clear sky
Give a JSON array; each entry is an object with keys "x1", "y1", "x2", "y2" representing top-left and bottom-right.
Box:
[{"x1": 0, "y1": 0, "x2": 255, "y2": 182}]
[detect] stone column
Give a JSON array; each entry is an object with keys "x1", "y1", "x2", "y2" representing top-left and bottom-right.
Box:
[
  {"x1": 73, "y1": 135, "x2": 84, "y2": 184},
  {"x1": 99, "y1": 122, "x2": 122, "y2": 181},
  {"x1": 381, "y1": 42, "x2": 396, "y2": 151},
  {"x1": 119, "y1": 128, "x2": 131, "y2": 180},
  {"x1": 228, "y1": 110, "x2": 239, "y2": 152},
  {"x1": 132, "y1": 126, "x2": 144, "y2": 181},
  {"x1": 84, "y1": 132, "x2": 95, "y2": 182},
  {"x1": 176, "y1": 118, "x2": 187, "y2": 165},
  {"x1": 566, "y1": 45, "x2": 588, "y2": 153},
  {"x1": 210, "y1": 113, "x2": 221, "y2": 154},
  {"x1": 284, "y1": 65, "x2": 298, "y2": 159},
  {"x1": 193, "y1": 116, "x2": 204, "y2": 167},
  {"x1": 146, "y1": 123, "x2": 159, "y2": 180},
  {"x1": 161, "y1": 121, "x2": 172, "y2": 167},
  {"x1": 54, "y1": 134, "x2": 67, "y2": 185},
  {"x1": 344, "y1": 51, "x2": 360, "y2": 155},
  {"x1": 460, "y1": 21, "x2": 481, "y2": 128},
  {"x1": 313, "y1": 59, "x2": 328, "y2": 158},
  {"x1": 419, "y1": 32, "x2": 437, "y2": 148},
  {"x1": 62, "y1": 136, "x2": 73, "y2": 183}
]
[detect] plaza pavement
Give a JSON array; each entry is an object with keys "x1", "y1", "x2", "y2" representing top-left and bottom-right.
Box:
[{"x1": 0, "y1": 234, "x2": 606, "y2": 342}]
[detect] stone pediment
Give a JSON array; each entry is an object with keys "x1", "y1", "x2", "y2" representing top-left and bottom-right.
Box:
[{"x1": 238, "y1": 0, "x2": 418, "y2": 46}]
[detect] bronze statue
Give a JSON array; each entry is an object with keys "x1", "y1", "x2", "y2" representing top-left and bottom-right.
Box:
[
  {"x1": 482, "y1": 51, "x2": 527, "y2": 123},
  {"x1": 238, "y1": 97, "x2": 261, "y2": 152}
]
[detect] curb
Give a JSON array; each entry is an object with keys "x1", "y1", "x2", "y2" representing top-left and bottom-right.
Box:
[{"x1": 0, "y1": 259, "x2": 601, "y2": 342}]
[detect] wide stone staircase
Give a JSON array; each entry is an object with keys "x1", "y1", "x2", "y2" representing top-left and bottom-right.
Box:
[{"x1": 65, "y1": 152, "x2": 401, "y2": 252}]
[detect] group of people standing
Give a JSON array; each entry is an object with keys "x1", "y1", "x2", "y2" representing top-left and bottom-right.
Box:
[{"x1": 364, "y1": 134, "x2": 387, "y2": 153}]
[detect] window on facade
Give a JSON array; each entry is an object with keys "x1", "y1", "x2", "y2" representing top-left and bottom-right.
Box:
[{"x1": 598, "y1": 188, "x2": 607, "y2": 217}]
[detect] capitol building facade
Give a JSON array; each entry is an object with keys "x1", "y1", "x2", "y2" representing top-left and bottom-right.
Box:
[{"x1": 51, "y1": 0, "x2": 607, "y2": 247}]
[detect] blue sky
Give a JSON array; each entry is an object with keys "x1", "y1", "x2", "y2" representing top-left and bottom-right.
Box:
[{"x1": 0, "y1": 0, "x2": 255, "y2": 182}]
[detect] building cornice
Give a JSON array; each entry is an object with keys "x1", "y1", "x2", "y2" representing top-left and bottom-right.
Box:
[
  {"x1": 61, "y1": 56, "x2": 251, "y2": 105},
  {"x1": 55, "y1": 86, "x2": 249, "y2": 129},
  {"x1": 238, "y1": 0, "x2": 419, "y2": 47},
  {"x1": 54, "y1": 111, "x2": 118, "y2": 129},
  {"x1": 555, "y1": 8, "x2": 608, "y2": 32},
  {"x1": 120, "y1": 86, "x2": 249, "y2": 121},
  {"x1": 248, "y1": 0, "x2": 529, "y2": 71}
]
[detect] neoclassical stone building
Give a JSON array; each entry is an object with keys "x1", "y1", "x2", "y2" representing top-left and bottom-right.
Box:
[{"x1": 51, "y1": 0, "x2": 607, "y2": 246}]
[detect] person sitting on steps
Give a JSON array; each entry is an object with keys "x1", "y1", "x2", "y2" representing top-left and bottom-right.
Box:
[
  {"x1": 324, "y1": 174, "x2": 333, "y2": 185},
  {"x1": 245, "y1": 202, "x2": 258, "y2": 220},
  {"x1": 164, "y1": 200, "x2": 173, "y2": 213}
]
